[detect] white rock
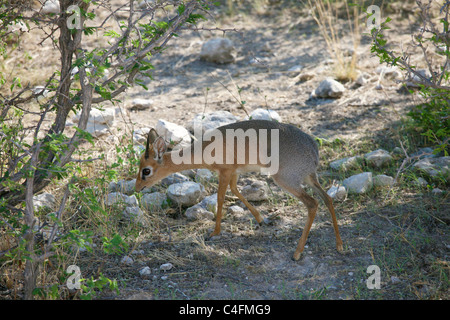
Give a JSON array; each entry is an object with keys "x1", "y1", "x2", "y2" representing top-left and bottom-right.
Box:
[
  {"x1": 364, "y1": 149, "x2": 392, "y2": 168},
  {"x1": 110, "y1": 179, "x2": 136, "y2": 195},
  {"x1": 84, "y1": 122, "x2": 109, "y2": 138},
  {"x1": 139, "y1": 266, "x2": 152, "y2": 277},
  {"x1": 195, "y1": 169, "x2": 214, "y2": 182},
  {"x1": 156, "y1": 119, "x2": 191, "y2": 150},
  {"x1": 121, "y1": 255, "x2": 134, "y2": 265},
  {"x1": 413, "y1": 156, "x2": 450, "y2": 180},
  {"x1": 106, "y1": 192, "x2": 139, "y2": 207},
  {"x1": 33, "y1": 193, "x2": 56, "y2": 211},
  {"x1": 287, "y1": 65, "x2": 304, "y2": 77},
  {"x1": 200, "y1": 38, "x2": 235, "y2": 64},
  {"x1": 133, "y1": 127, "x2": 151, "y2": 144},
  {"x1": 249, "y1": 56, "x2": 269, "y2": 66},
  {"x1": 343, "y1": 172, "x2": 373, "y2": 194},
  {"x1": 160, "y1": 263, "x2": 173, "y2": 271},
  {"x1": 241, "y1": 180, "x2": 268, "y2": 201},
  {"x1": 413, "y1": 177, "x2": 428, "y2": 187},
  {"x1": 167, "y1": 182, "x2": 206, "y2": 206},
  {"x1": 247, "y1": 108, "x2": 281, "y2": 122},
  {"x1": 432, "y1": 188, "x2": 443, "y2": 195},
  {"x1": 123, "y1": 207, "x2": 145, "y2": 224},
  {"x1": 327, "y1": 185, "x2": 347, "y2": 201},
  {"x1": 311, "y1": 77, "x2": 346, "y2": 98},
  {"x1": 7, "y1": 21, "x2": 29, "y2": 33},
  {"x1": 228, "y1": 205, "x2": 245, "y2": 215},
  {"x1": 391, "y1": 147, "x2": 404, "y2": 155},
  {"x1": 373, "y1": 174, "x2": 394, "y2": 187},
  {"x1": 185, "y1": 192, "x2": 218, "y2": 221},
  {"x1": 131, "y1": 98, "x2": 153, "y2": 110},
  {"x1": 390, "y1": 276, "x2": 401, "y2": 284},
  {"x1": 376, "y1": 66, "x2": 402, "y2": 80},
  {"x1": 32, "y1": 86, "x2": 49, "y2": 97},
  {"x1": 198, "y1": 193, "x2": 217, "y2": 213},
  {"x1": 161, "y1": 173, "x2": 190, "y2": 186},
  {"x1": 330, "y1": 156, "x2": 362, "y2": 171},
  {"x1": 70, "y1": 66, "x2": 80, "y2": 78},
  {"x1": 41, "y1": 0, "x2": 60, "y2": 14},
  {"x1": 73, "y1": 108, "x2": 115, "y2": 138},
  {"x1": 141, "y1": 192, "x2": 167, "y2": 210},
  {"x1": 407, "y1": 69, "x2": 432, "y2": 87},
  {"x1": 76, "y1": 108, "x2": 115, "y2": 125},
  {"x1": 356, "y1": 72, "x2": 371, "y2": 86},
  {"x1": 124, "y1": 194, "x2": 139, "y2": 207},
  {"x1": 185, "y1": 205, "x2": 215, "y2": 221},
  {"x1": 188, "y1": 111, "x2": 239, "y2": 134}
]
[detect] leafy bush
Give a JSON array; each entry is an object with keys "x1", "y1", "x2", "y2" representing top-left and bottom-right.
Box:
[
  {"x1": 0, "y1": 0, "x2": 212, "y2": 299},
  {"x1": 407, "y1": 87, "x2": 449, "y2": 155},
  {"x1": 370, "y1": 1, "x2": 449, "y2": 155}
]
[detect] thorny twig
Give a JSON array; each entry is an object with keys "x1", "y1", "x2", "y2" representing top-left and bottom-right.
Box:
[
  {"x1": 371, "y1": 1, "x2": 450, "y2": 90},
  {"x1": 383, "y1": 140, "x2": 438, "y2": 203}
]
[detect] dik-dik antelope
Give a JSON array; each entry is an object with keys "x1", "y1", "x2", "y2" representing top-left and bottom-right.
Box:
[{"x1": 135, "y1": 120, "x2": 343, "y2": 260}]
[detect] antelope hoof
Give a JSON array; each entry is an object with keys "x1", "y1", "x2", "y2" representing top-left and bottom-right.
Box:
[
  {"x1": 259, "y1": 217, "x2": 273, "y2": 226},
  {"x1": 207, "y1": 231, "x2": 221, "y2": 241},
  {"x1": 292, "y1": 252, "x2": 302, "y2": 261}
]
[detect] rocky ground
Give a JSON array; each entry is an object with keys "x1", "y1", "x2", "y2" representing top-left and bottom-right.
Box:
[{"x1": 1, "y1": 1, "x2": 449, "y2": 300}]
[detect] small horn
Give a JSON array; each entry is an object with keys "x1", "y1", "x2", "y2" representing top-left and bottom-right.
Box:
[{"x1": 145, "y1": 129, "x2": 158, "y2": 159}]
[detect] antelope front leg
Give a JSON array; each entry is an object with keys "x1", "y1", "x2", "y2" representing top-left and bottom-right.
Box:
[{"x1": 209, "y1": 170, "x2": 232, "y2": 238}]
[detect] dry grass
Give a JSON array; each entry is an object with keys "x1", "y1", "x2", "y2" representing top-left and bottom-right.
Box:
[{"x1": 307, "y1": 0, "x2": 361, "y2": 81}]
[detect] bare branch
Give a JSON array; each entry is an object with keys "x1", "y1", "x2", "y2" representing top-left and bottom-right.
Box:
[{"x1": 47, "y1": 176, "x2": 75, "y2": 247}]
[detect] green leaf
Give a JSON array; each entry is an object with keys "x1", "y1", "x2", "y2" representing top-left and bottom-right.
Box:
[
  {"x1": 74, "y1": 126, "x2": 94, "y2": 145},
  {"x1": 177, "y1": 3, "x2": 186, "y2": 15},
  {"x1": 104, "y1": 30, "x2": 120, "y2": 38},
  {"x1": 186, "y1": 13, "x2": 206, "y2": 24}
]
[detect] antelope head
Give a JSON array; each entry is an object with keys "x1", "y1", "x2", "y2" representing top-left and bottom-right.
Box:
[{"x1": 135, "y1": 129, "x2": 168, "y2": 192}]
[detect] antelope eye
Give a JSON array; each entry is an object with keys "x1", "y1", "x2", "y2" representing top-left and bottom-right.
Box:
[{"x1": 142, "y1": 168, "x2": 151, "y2": 176}]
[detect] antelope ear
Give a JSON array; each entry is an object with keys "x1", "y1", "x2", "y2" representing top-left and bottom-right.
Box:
[
  {"x1": 145, "y1": 129, "x2": 158, "y2": 159},
  {"x1": 153, "y1": 136, "x2": 167, "y2": 164}
]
